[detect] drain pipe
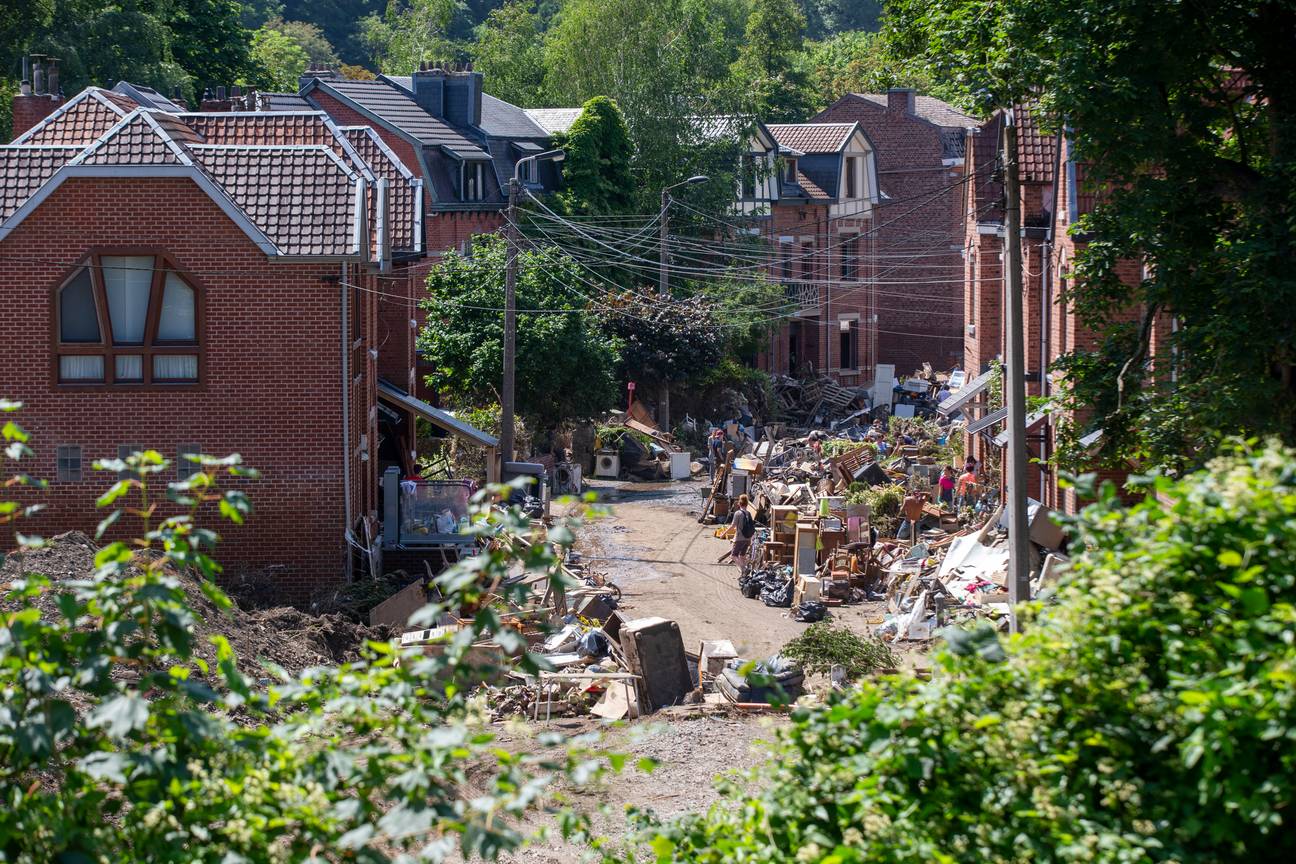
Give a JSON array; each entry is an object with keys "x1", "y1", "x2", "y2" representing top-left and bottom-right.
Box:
[
  {"x1": 340, "y1": 260, "x2": 354, "y2": 580},
  {"x1": 1040, "y1": 128, "x2": 1064, "y2": 504}
]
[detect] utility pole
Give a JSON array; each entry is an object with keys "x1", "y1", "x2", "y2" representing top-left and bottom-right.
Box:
[
  {"x1": 501, "y1": 175, "x2": 519, "y2": 464},
  {"x1": 654, "y1": 175, "x2": 707, "y2": 433},
  {"x1": 1002, "y1": 109, "x2": 1031, "y2": 630}
]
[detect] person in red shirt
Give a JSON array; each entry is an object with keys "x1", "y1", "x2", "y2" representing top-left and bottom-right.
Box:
[{"x1": 938, "y1": 465, "x2": 956, "y2": 507}]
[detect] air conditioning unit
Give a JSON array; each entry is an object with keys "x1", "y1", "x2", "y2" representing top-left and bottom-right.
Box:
[
  {"x1": 553, "y1": 462, "x2": 582, "y2": 494},
  {"x1": 594, "y1": 451, "x2": 620, "y2": 479}
]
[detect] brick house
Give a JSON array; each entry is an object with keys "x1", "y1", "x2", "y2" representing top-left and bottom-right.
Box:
[
  {"x1": 1, "y1": 76, "x2": 496, "y2": 599},
  {"x1": 738, "y1": 121, "x2": 881, "y2": 386},
  {"x1": 811, "y1": 89, "x2": 976, "y2": 374},
  {"x1": 952, "y1": 107, "x2": 1161, "y2": 512}
]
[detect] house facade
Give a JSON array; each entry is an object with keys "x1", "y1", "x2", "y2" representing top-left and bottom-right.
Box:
[
  {"x1": 812, "y1": 89, "x2": 976, "y2": 374},
  {"x1": 1, "y1": 70, "x2": 499, "y2": 599},
  {"x1": 737, "y1": 121, "x2": 881, "y2": 386}
]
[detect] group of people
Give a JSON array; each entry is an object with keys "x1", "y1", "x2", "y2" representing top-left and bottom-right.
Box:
[{"x1": 898, "y1": 455, "x2": 981, "y2": 540}]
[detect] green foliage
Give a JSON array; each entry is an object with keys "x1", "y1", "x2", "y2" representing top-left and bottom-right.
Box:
[
  {"x1": 729, "y1": 0, "x2": 812, "y2": 122},
  {"x1": 0, "y1": 402, "x2": 609, "y2": 861},
  {"x1": 245, "y1": 24, "x2": 309, "y2": 91},
  {"x1": 418, "y1": 234, "x2": 619, "y2": 427},
  {"x1": 885, "y1": 0, "x2": 1296, "y2": 473},
  {"x1": 781, "y1": 623, "x2": 897, "y2": 680},
  {"x1": 162, "y1": 0, "x2": 250, "y2": 93},
  {"x1": 282, "y1": 0, "x2": 385, "y2": 66},
  {"x1": 266, "y1": 17, "x2": 340, "y2": 67},
  {"x1": 556, "y1": 96, "x2": 636, "y2": 217},
  {"x1": 469, "y1": 0, "x2": 547, "y2": 106},
  {"x1": 362, "y1": 0, "x2": 458, "y2": 74},
  {"x1": 627, "y1": 440, "x2": 1296, "y2": 862},
  {"x1": 595, "y1": 291, "x2": 727, "y2": 389},
  {"x1": 805, "y1": 29, "x2": 946, "y2": 110},
  {"x1": 796, "y1": 0, "x2": 881, "y2": 40}
]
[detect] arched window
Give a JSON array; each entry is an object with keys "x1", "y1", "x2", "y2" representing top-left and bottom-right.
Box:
[{"x1": 55, "y1": 254, "x2": 201, "y2": 385}]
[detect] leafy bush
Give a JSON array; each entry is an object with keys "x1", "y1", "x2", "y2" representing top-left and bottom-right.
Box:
[
  {"x1": 627, "y1": 441, "x2": 1296, "y2": 862},
  {"x1": 0, "y1": 402, "x2": 604, "y2": 862},
  {"x1": 781, "y1": 624, "x2": 897, "y2": 680}
]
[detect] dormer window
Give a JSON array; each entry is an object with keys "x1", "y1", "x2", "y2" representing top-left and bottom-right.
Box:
[
  {"x1": 462, "y1": 162, "x2": 486, "y2": 201},
  {"x1": 517, "y1": 158, "x2": 533, "y2": 185},
  {"x1": 845, "y1": 156, "x2": 858, "y2": 198},
  {"x1": 56, "y1": 254, "x2": 200, "y2": 386},
  {"x1": 785, "y1": 158, "x2": 797, "y2": 183}
]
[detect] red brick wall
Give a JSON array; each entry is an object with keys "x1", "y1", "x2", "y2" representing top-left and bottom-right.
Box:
[
  {"x1": 814, "y1": 96, "x2": 966, "y2": 373},
  {"x1": 10, "y1": 94, "x2": 64, "y2": 140},
  {"x1": 0, "y1": 176, "x2": 369, "y2": 600}
]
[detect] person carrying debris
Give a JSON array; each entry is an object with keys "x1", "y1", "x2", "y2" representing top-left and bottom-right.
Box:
[
  {"x1": 898, "y1": 491, "x2": 927, "y2": 540},
  {"x1": 731, "y1": 493, "x2": 755, "y2": 570},
  {"x1": 957, "y1": 466, "x2": 978, "y2": 508}
]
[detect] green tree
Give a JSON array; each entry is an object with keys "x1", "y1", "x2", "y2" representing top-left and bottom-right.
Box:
[
  {"x1": 627, "y1": 440, "x2": 1296, "y2": 861},
  {"x1": 796, "y1": 0, "x2": 881, "y2": 39},
  {"x1": 362, "y1": 0, "x2": 459, "y2": 75},
  {"x1": 555, "y1": 96, "x2": 636, "y2": 216},
  {"x1": 163, "y1": 0, "x2": 250, "y2": 92},
  {"x1": 885, "y1": 0, "x2": 1296, "y2": 473},
  {"x1": 417, "y1": 235, "x2": 620, "y2": 427},
  {"x1": 805, "y1": 30, "x2": 945, "y2": 109},
  {"x1": 282, "y1": 0, "x2": 384, "y2": 65},
  {"x1": 245, "y1": 24, "x2": 308, "y2": 91},
  {"x1": 542, "y1": 0, "x2": 749, "y2": 213},
  {"x1": 266, "y1": 17, "x2": 339, "y2": 68},
  {"x1": 239, "y1": 0, "x2": 283, "y2": 29},
  {"x1": 0, "y1": 401, "x2": 610, "y2": 861},
  {"x1": 729, "y1": 0, "x2": 812, "y2": 121},
  {"x1": 469, "y1": 0, "x2": 546, "y2": 106}
]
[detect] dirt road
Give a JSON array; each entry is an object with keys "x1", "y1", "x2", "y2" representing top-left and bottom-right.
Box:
[{"x1": 573, "y1": 478, "x2": 890, "y2": 662}]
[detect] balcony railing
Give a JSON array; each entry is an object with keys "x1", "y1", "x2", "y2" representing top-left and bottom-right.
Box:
[{"x1": 783, "y1": 280, "x2": 818, "y2": 314}]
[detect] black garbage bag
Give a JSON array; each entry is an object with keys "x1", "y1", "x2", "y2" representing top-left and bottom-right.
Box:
[
  {"x1": 760, "y1": 580, "x2": 793, "y2": 607},
  {"x1": 792, "y1": 600, "x2": 827, "y2": 623}
]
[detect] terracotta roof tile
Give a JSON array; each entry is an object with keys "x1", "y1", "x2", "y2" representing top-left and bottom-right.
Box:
[
  {"x1": 192, "y1": 145, "x2": 358, "y2": 256},
  {"x1": 17, "y1": 91, "x2": 129, "y2": 145},
  {"x1": 182, "y1": 112, "x2": 337, "y2": 147},
  {"x1": 1014, "y1": 106, "x2": 1057, "y2": 183},
  {"x1": 0, "y1": 146, "x2": 79, "y2": 218},
  {"x1": 795, "y1": 170, "x2": 830, "y2": 199},
  {"x1": 767, "y1": 123, "x2": 855, "y2": 154},
  {"x1": 341, "y1": 126, "x2": 417, "y2": 251},
  {"x1": 75, "y1": 112, "x2": 187, "y2": 165},
  {"x1": 971, "y1": 114, "x2": 1004, "y2": 222}
]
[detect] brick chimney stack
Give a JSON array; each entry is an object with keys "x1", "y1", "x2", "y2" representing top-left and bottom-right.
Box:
[
  {"x1": 12, "y1": 55, "x2": 65, "y2": 141},
  {"x1": 886, "y1": 87, "x2": 917, "y2": 114}
]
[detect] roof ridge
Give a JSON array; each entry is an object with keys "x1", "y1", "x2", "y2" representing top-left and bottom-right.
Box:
[{"x1": 65, "y1": 108, "x2": 190, "y2": 167}]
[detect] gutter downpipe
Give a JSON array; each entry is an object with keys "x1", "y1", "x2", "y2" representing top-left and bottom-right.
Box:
[
  {"x1": 1041, "y1": 128, "x2": 1064, "y2": 506},
  {"x1": 340, "y1": 260, "x2": 354, "y2": 581}
]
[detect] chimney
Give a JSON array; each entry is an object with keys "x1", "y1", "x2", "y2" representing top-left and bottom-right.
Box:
[
  {"x1": 10, "y1": 54, "x2": 65, "y2": 140},
  {"x1": 411, "y1": 63, "x2": 446, "y2": 118},
  {"x1": 887, "y1": 87, "x2": 916, "y2": 114},
  {"x1": 299, "y1": 67, "x2": 339, "y2": 94},
  {"x1": 443, "y1": 68, "x2": 482, "y2": 128}
]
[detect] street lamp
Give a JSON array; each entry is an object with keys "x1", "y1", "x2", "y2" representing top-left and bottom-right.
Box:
[
  {"x1": 655, "y1": 174, "x2": 709, "y2": 431},
  {"x1": 501, "y1": 148, "x2": 565, "y2": 464}
]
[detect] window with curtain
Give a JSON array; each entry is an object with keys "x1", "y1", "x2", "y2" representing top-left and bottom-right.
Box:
[
  {"x1": 55, "y1": 255, "x2": 200, "y2": 385},
  {"x1": 463, "y1": 162, "x2": 485, "y2": 201}
]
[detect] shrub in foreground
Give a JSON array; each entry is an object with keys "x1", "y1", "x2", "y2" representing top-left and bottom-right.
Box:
[{"x1": 628, "y1": 441, "x2": 1296, "y2": 863}]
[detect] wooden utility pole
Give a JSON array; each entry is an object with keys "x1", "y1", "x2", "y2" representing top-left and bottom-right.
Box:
[
  {"x1": 501, "y1": 176, "x2": 519, "y2": 463},
  {"x1": 1002, "y1": 109, "x2": 1031, "y2": 629},
  {"x1": 658, "y1": 186, "x2": 672, "y2": 431}
]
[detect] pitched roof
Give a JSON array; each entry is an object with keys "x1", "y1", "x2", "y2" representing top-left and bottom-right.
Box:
[
  {"x1": 69, "y1": 111, "x2": 191, "y2": 166},
  {"x1": 849, "y1": 93, "x2": 977, "y2": 129},
  {"x1": 480, "y1": 93, "x2": 548, "y2": 138},
  {"x1": 256, "y1": 93, "x2": 313, "y2": 111},
  {"x1": 524, "y1": 108, "x2": 582, "y2": 135},
  {"x1": 970, "y1": 114, "x2": 1004, "y2": 223},
  {"x1": 341, "y1": 126, "x2": 418, "y2": 252},
  {"x1": 1015, "y1": 106, "x2": 1057, "y2": 184},
  {"x1": 795, "y1": 170, "x2": 830, "y2": 199},
  {"x1": 317, "y1": 79, "x2": 487, "y2": 156},
  {"x1": 182, "y1": 112, "x2": 337, "y2": 147},
  {"x1": 0, "y1": 146, "x2": 80, "y2": 219},
  {"x1": 767, "y1": 123, "x2": 855, "y2": 154},
  {"x1": 13, "y1": 88, "x2": 134, "y2": 145},
  {"x1": 113, "y1": 81, "x2": 185, "y2": 113},
  {"x1": 191, "y1": 145, "x2": 359, "y2": 256}
]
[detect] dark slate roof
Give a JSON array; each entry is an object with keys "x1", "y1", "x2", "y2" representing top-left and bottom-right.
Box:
[
  {"x1": 256, "y1": 93, "x2": 313, "y2": 111},
  {"x1": 113, "y1": 81, "x2": 185, "y2": 113},
  {"x1": 798, "y1": 153, "x2": 840, "y2": 201},
  {"x1": 192, "y1": 145, "x2": 359, "y2": 256},
  {"x1": 341, "y1": 126, "x2": 418, "y2": 251},
  {"x1": 319, "y1": 79, "x2": 487, "y2": 156},
  {"x1": 480, "y1": 93, "x2": 548, "y2": 138},
  {"x1": 0, "y1": 146, "x2": 79, "y2": 218},
  {"x1": 524, "y1": 108, "x2": 581, "y2": 135},
  {"x1": 1015, "y1": 106, "x2": 1057, "y2": 184},
  {"x1": 14, "y1": 89, "x2": 133, "y2": 145},
  {"x1": 850, "y1": 93, "x2": 977, "y2": 129},
  {"x1": 768, "y1": 123, "x2": 854, "y2": 153}
]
